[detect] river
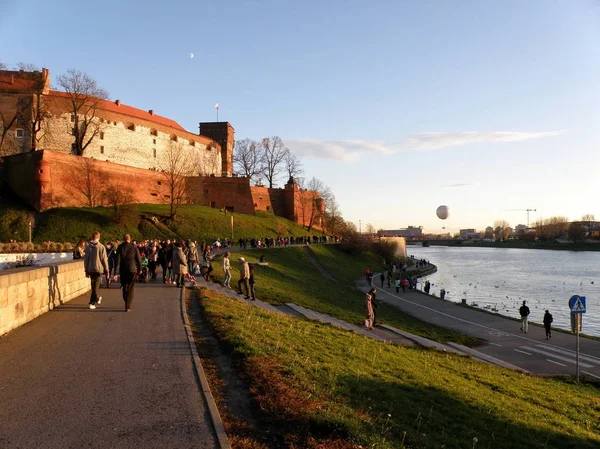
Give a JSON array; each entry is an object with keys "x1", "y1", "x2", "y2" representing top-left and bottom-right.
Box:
[{"x1": 407, "y1": 246, "x2": 600, "y2": 337}]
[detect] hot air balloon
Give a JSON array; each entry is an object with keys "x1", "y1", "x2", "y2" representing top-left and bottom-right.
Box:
[{"x1": 436, "y1": 205, "x2": 449, "y2": 220}]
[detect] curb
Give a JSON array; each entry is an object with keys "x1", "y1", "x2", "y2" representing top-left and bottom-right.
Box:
[
  {"x1": 179, "y1": 286, "x2": 231, "y2": 449},
  {"x1": 446, "y1": 343, "x2": 530, "y2": 374}
]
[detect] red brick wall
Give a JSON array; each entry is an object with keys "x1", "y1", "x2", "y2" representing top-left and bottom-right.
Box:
[{"x1": 2, "y1": 151, "x2": 322, "y2": 228}]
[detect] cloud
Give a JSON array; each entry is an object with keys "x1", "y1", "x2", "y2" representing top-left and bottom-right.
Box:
[
  {"x1": 287, "y1": 130, "x2": 566, "y2": 161},
  {"x1": 439, "y1": 183, "x2": 480, "y2": 188}
]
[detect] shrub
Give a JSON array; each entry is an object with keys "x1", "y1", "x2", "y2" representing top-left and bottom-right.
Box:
[
  {"x1": 9, "y1": 242, "x2": 19, "y2": 252},
  {"x1": 48, "y1": 242, "x2": 57, "y2": 252},
  {"x1": 24, "y1": 242, "x2": 34, "y2": 252},
  {"x1": 64, "y1": 242, "x2": 73, "y2": 251},
  {"x1": 55, "y1": 243, "x2": 64, "y2": 252}
]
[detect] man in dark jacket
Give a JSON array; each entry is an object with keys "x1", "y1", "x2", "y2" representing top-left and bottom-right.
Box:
[
  {"x1": 114, "y1": 234, "x2": 142, "y2": 312},
  {"x1": 519, "y1": 300, "x2": 531, "y2": 333}
]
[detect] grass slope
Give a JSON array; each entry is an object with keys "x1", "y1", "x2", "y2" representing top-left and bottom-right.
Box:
[
  {"x1": 210, "y1": 246, "x2": 480, "y2": 346},
  {"x1": 198, "y1": 289, "x2": 600, "y2": 449},
  {"x1": 26, "y1": 203, "x2": 317, "y2": 243}
]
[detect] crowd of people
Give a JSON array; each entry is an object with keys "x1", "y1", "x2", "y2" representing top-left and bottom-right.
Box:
[{"x1": 76, "y1": 231, "x2": 336, "y2": 311}]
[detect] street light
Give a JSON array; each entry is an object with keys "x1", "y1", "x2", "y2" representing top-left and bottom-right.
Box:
[{"x1": 359, "y1": 220, "x2": 362, "y2": 234}]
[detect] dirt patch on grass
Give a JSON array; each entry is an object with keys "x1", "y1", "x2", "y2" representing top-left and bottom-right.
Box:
[{"x1": 187, "y1": 288, "x2": 359, "y2": 449}]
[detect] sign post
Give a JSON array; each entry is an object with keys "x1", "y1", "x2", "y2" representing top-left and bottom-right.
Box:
[
  {"x1": 231, "y1": 215, "x2": 234, "y2": 240},
  {"x1": 569, "y1": 295, "x2": 586, "y2": 383}
]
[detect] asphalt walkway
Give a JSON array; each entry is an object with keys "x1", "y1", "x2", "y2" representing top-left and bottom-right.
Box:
[
  {"x1": 363, "y1": 276, "x2": 600, "y2": 378},
  {"x1": 0, "y1": 280, "x2": 218, "y2": 449}
]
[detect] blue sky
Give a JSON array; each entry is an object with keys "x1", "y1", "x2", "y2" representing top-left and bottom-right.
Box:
[{"x1": 2, "y1": 0, "x2": 599, "y2": 232}]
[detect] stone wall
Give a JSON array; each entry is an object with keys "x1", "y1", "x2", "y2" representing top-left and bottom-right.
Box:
[
  {"x1": 0, "y1": 260, "x2": 89, "y2": 336},
  {"x1": 41, "y1": 104, "x2": 221, "y2": 175}
]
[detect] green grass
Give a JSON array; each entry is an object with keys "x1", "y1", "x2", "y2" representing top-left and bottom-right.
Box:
[
  {"x1": 12, "y1": 202, "x2": 319, "y2": 244},
  {"x1": 197, "y1": 289, "x2": 600, "y2": 449},
  {"x1": 309, "y1": 244, "x2": 383, "y2": 285},
  {"x1": 211, "y1": 246, "x2": 481, "y2": 346}
]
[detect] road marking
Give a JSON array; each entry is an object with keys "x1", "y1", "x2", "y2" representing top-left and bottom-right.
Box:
[
  {"x1": 374, "y1": 277, "x2": 600, "y2": 351},
  {"x1": 514, "y1": 349, "x2": 532, "y2": 355},
  {"x1": 582, "y1": 371, "x2": 600, "y2": 380},
  {"x1": 535, "y1": 344, "x2": 600, "y2": 364},
  {"x1": 520, "y1": 346, "x2": 595, "y2": 368},
  {"x1": 490, "y1": 342, "x2": 502, "y2": 347},
  {"x1": 547, "y1": 359, "x2": 567, "y2": 367}
]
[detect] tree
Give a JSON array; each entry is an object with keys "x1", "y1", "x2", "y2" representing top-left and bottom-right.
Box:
[
  {"x1": 581, "y1": 214, "x2": 596, "y2": 236},
  {"x1": 57, "y1": 69, "x2": 108, "y2": 156},
  {"x1": 103, "y1": 184, "x2": 134, "y2": 221},
  {"x1": 260, "y1": 136, "x2": 288, "y2": 188},
  {"x1": 160, "y1": 142, "x2": 193, "y2": 220},
  {"x1": 365, "y1": 223, "x2": 375, "y2": 235},
  {"x1": 568, "y1": 222, "x2": 586, "y2": 243},
  {"x1": 16, "y1": 62, "x2": 38, "y2": 72},
  {"x1": 493, "y1": 220, "x2": 510, "y2": 241},
  {"x1": 283, "y1": 150, "x2": 303, "y2": 181},
  {"x1": 233, "y1": 138, "x2": 263, "y2": 183},
  {"x1": 66, "y1": 157, "x2": 108, "y2": 207}
]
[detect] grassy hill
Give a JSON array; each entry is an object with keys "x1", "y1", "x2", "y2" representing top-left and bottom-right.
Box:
[
  {"x1": 207, "y1": 246, "x2": 480, "y2": 346},
  {"x1": 0, "y1": 200, "x2": 320, "y2": 244},
  {"x1": 195, "y1": 289, "x2": 600, "y2": 449}
]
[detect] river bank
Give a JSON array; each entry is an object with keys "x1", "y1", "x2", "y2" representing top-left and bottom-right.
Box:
[{"x1": 431, "y1": 240, "x2": 600, "y2": 251}]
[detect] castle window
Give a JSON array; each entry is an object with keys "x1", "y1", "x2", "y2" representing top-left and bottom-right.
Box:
[
  {"x1": 153, "y1": 138, "x2": 156, "y2": 144},
  {"x1": 113, "y1": 121, "x2": 117, "y2": 125},
  {"x1": 100, "y1": 146, "x2": 105, "y2": 154},
  {"x1": 189, "y1": 141, "x2": 195, "y2": 146},
  {"x1": 151, "y1": 193, "x2": 158, "y2": 197},
  {"x1": 15, "y1": 128, "x2": 24, "y2": 138},
  {"x1": 157, "y1": 181, "x2": 162, "y2": 186},
  {"x1": 170, "y1": 134, "x2": 178, "y2": 142},
  {"x1": 254, "y1": 203, "x2": 258, "y2": 207},
  {"x1": 126, "y1": 123, "x2": 135, "y2": 131},
  {"x1": 150, "y1": 129, "x2": 158, "y2": 136},
  {"x1": 100, "y1": 132, "x2": 104, "y2": 140},
  {"x1": 153, "y1": 148, "x2": 157, "y2": 158},
  {"x1": 70, "y1": 115, "x2": 75, "y2": 123},
  {"x1": 210, "y1": 201, "x2": 216, "y2": 208}
]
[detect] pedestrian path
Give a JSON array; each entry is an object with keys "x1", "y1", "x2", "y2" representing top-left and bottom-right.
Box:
[
  {"x1": 362, "y1": 275, "x2": 600, "y2": 378},
  {"x1": 0, "y1": 281, "x2": 219, "y2": 449}
]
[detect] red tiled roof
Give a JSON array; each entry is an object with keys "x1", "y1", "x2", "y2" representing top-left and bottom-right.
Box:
[{"x1": 47, "y1": 90, "x2": 186, "y2": 132}]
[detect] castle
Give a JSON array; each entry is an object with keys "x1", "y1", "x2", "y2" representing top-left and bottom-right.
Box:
[{"x1": 0, "y1": 68, "x2": 323, "y2": 228}]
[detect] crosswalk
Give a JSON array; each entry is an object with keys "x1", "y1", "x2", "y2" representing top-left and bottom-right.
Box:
[{"x1": 513, "y1": 343, "x2": 600, "y2": 377}]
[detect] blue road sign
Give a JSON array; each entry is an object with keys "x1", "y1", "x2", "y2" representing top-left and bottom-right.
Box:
[{"x1": 569, "y1": 295, "x2": 586, "y2": 314}]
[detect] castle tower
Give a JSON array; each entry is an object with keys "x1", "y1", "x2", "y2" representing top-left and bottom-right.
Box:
[{"x1": 199, "y1": 122, "x2": 235, "y2": 177}]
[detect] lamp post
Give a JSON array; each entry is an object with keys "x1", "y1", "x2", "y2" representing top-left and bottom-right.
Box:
[
  {"x1": 29, "y1": 221, "x2": 32, "y2": 244},
  {"x1": 359, "y1": 220, "x2": 362, "y2": 234}
]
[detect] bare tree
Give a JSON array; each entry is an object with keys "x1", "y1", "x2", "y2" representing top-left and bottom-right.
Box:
[
  {"x1": 493, "y1": 220, "x2": 510, "y2": 240},
  {"x1": 284, "y1": 150, "x2": 303, "y2": 181},
  {"x1": 65, "y1": 157, "x2": 108, "y2": 207},
  {"x1": 568, "y1": 222, "x2": 586, "y2": 243},
  {"x1": 297, "y1": 177, "x2": 327, "y2": 232},
  {"x1": 16, "y1": 62, "x2": 39, "y2": 72},
  {"x1": 160, "y1": 142, "x2": 193, "y2": 220},
  {"x1": 103, "y1": 184, "x2": 134, "y2": 221},
  {"x1": 260, "y1": 136, "x2": 288, "y2": 188},
  {"x1": 57, "y1": 69, "x2": 108, "y2": 156},
  {"x1": 365, "y1": 223, "x2": 375, "y2": 235},
  {"x1": 581, "y1": 214, "x2": 596, "y2": 236},
  {"x1": 233, "y1": 138, "x2": 263, "y2": 183}
]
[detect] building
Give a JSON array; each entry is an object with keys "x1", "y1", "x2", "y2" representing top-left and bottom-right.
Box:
[
  {"x1": 459, "y1": 228, "x2": 480, "y2": 239},
  {"x1": 0, "y1": 68, "x2": 323, "y2": 228},
  {"x1": 380, "y1": 226, "x2": 423, "y2": 239}
]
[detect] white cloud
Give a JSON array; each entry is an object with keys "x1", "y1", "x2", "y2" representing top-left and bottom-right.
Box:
[{"x1": 287, "y1": 130, "x2": 566, "y2": 161}]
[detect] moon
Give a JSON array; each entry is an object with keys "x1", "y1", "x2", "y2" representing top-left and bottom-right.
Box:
[{"x1": 190, "y1": 52, "x2": 194, "y2": 59}]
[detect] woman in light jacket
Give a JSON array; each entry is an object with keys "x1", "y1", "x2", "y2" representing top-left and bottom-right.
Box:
[
  {"x1": 172, "y1": 241, "x2": 188, "y2": 288},
  {"x1": 365, "y1": 293, "x2": 375, "y2": 329}
]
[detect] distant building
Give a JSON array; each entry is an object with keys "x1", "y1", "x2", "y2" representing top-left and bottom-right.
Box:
[
  {"x1": 380, "y1": 226, "x2": 423, "y2": 239},
  {"x1": 459, "y1": 229, "x2": 480, "y2": 239},
  {"x1": 514, "y1": 224, "x2": 528, "y2": 236}
]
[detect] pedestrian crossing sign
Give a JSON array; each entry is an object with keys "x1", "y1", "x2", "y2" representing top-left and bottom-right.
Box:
[{"x1": 569, "y1": 295, "x2": 586, "y2": 314}]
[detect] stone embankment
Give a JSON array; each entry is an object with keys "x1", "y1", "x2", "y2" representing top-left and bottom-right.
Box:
[{"x1": 0, "y1": 260, "x2": 89, "y2": 336}]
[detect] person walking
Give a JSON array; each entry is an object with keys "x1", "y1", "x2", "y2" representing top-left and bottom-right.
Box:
[
  {"x1": 222, "y1": 251, "x2": 232, "y2": 288},
  {"x1": 248, "y1": 263, "x2": 256, "y2": 301},
  {"x1": 114, "y1": 234, "x2": 142, "y2": 312},
  {"x1": 543, "y1": 310, "x2": 553, "y2": 340},
  {"x1": 73, "y1": 239, "x2": 86, "y2": 260},
  {"x1": 368, "y1": 287, "x2": 378, "y2": 325},
  {"x1": 395, "y1": 278, "x2": 400, "y2": 293},
  {"x1": 158, "y1": 243, "x2": 169, "y2": 284},
  {"x1": 187, "y1": 241, "x2": 198, "y2": 275},
  {"x1": 172, "y1": 241, "x2": 188, "y2": 288},
  {"x1": 83, "y1": 231, "x2": 109, "y2": 310},
  {"x1": 106, "y1": 241, "x2": 117, "y2": 288},
  {"x1": 519, "y1": 300, "x2": 531, "y2": 333},
  {"x1": 365, "y1": 293, "x2": 375, "y2": 330},
  {"x1": 237, "y1": 257, "x2": 250, "y2": 298},
  {"x1": 379, "y1": 272, "x2": 385, "y2": 288}
]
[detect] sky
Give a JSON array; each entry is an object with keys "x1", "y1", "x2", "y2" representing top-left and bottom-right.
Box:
[{"x1": 1, "y1": 0, "x2": 599, "y2": 233}]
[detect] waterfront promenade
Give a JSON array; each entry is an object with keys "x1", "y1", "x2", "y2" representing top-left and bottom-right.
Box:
[
  {"x1": 361, "y1": 276, "x2": 600, "y2": 378},
  {"x1": 0, "y1": 282, "x2": 219, "y2": 449}
]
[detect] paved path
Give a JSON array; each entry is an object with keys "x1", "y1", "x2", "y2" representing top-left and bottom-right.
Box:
[
  {"x1": 0, "y1": 280, "x2": 218, "y2": 449},
  {"x1": 362, "y1": 276, "x2": 600, "y2": 378}
]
